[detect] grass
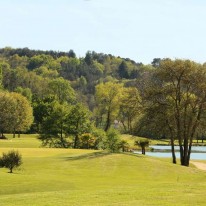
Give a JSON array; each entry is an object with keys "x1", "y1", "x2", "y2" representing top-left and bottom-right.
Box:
[
  {"x1": 0, "y1": 134, "x2": 41, "y2": 148},
  {"x1": 0, "y1": 134, "x2": 206, "y2": 205}
]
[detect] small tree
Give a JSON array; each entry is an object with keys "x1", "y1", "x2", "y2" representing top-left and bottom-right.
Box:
[
  {"x1": 119, "y1": 140, "x2": 129, "y2": 152},
  {"x1": 0, "y1": 150, "x2": 22, "y2": 173},
  {"x1": 135, "y1": 139, "x2": 149, "y2": 155}
]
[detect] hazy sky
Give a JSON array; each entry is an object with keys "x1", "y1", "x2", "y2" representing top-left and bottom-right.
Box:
[{"x1": 0, "y1": 0, "x2": 206, "y2": 64}]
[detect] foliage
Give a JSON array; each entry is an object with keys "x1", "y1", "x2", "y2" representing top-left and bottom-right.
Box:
[
  {"x1": 48, "y1": 77, "x2": 76, "y2": 103},
  {"x1": 67, "y1": 103, "x2": 92, "y2": 148},
  {"x1": 0, "y1": 92, "x2": 33, "y2": 136},
  {"x1": 95, "y1": 82, "x2": 123, "y2": 131},
  {"x1": 119, "y1": 87, "x2": 142, "y2": 134},
  {"x1": 0, "y1": 150, "x2": 22, "y2": 173},
  {"x1": 118, "y1": 140, "x2": 130, "y2": 152},
  {"x1": 134, "y1": 139, "x2": 149, "y2": 155},
  {"x1": 144, "y1": 59, "x2": 206, "y2": 166},
  {"x1": 39, "y1": 101, "x2": 71, "y2": 148},
  {"x1": 105, "y1": 128, "x2": 121, "y2": 152}
]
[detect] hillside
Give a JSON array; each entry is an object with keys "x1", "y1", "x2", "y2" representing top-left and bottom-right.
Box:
[{"x1": 0, "y1": 135, "x2": 206, "y2": 206}]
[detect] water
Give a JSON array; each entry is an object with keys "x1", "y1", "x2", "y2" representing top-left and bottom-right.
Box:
[
  {"x1": 150, "y1": 145, "x2": 206, "y2": 152},
  {"x1": 134, "y1": 145, "x2": 206, "y2": 160}
]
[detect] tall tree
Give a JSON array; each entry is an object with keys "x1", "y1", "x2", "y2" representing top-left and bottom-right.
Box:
[
  {"x1": 67, "y1": 103, "x2": 92, "y2": 148},
  {"x1": 119, "y1": 87, "x2": 142, "y2": 133},
  {"x1": 95, "y1": 82, "x2": 123, "y2": 131},
  {"x1": 39, "y1": 101, "x2": 71, "y2": 148},
  {"x1": 146, "y1": 59, "x2": 206, "y2": 166}
]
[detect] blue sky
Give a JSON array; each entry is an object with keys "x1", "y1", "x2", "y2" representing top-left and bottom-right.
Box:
[{"x1": 0, "y1": 0, "x2": 206, "y2": 64}]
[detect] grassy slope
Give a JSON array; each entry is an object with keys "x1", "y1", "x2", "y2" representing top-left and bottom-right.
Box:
[{"x1": 0, "y1": 135, "x2": 206, "y2": 206}]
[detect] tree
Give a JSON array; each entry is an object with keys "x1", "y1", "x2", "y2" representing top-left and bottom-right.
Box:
[
  {"x1": 95, "y1": 82, "x2": 123, "y2": 131},
  {"x1": 15, "y1": 86, "x2": 33, "y2": 102},
  {"x1": 118, "y1": 61, "x2": 129, "y2": 79},
  {"x1": 134, "y1": 139, "x2": 149, "y2": 155},
  {"x1": 0, "y1": 92, "x2": 33, "y2": 137},
  {"x1": 32, "y1": 96, "x2": 55, "y2": 133},
  {"x1": 0, "y1": 92, "x2": 16, "y2": 137},
  {"x1": 67, "y1": 104, "x2": 92, "y2": 148},
  {"x1": 119, "y1": 87, "x2": 142, "y2": 134},
  {"x1": 10, "y1": 92, "x2": 33, "y2": 137},
  {"x1": 0, "y1": 150, "x2": 22, "y2": 173},
  {"x1": 118, "y1": 140, "x2": 129, "y2": 152},
  {"x1": 0, "y1": 64, "x2": 3, "y2": 90},
  {"x1": 151, "y1": 58, "x2": 161, "y2": 68},
  {"x1": 146, "y1": 59, "x2": 206, "y2": 166},
  {"x1": 39, "y1": 101, "x2": 71, "y2": 148},
  {"x1": 48, "y1": 77, "x2": 76, "y2": 103}
]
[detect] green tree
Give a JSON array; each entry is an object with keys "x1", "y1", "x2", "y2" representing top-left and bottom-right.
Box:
[
  {"x1": 0, "y1": 150, "x2": 22, "y2": 173},
  {"x1": 119, "y1": 87, "x2": 142, "y2": 134},
  {"x1": 48, "y1": 77, "x2": 76, "y2": 103},
  {"x1": 0, "y1": 92, "x2": 33, "y2": 137},
  {"x1": 67, "y1": 104, "x2": 92, "y2": 148},
  {"x1": 39, "y1": 101, "x2": 71, "y2": 148},
  {"x1": 134, "y1": 139, "x2": 149, "y2": 155},
  {"x1": 10, "y1": 92, "x2": 33, "y2": 137},
  {"x1": 95, "y1": 82, "x2": 123, "y2": 131},
  {"x1": 15, "y1": 86, "x2": 33, "y2": 102},
  {"x1": 118, "y1": 140, "x2": 129, "y2": 152},
  {"x1": 118, "y1": 61, "x2": 129, "y2": 79},
  {"x1": 146, "y1": 59, "x2": 206, "y2": 166}
]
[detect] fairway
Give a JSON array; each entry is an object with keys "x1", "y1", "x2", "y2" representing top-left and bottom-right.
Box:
[{"x1": 0, "y1": 135, "x2": 206, "y2": 206}]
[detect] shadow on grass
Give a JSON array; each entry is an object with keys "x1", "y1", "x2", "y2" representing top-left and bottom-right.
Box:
[
  {"x1": 121, "y1": 152, "x2": 145, "y2": 158},
  {"x1": 64, "y1": 151, "x2": 144, "y2": 161},
  {"x1": 63, "y1": 151, "x2": 111, "y2": 161}
]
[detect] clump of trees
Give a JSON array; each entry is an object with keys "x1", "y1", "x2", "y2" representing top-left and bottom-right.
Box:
[
  {"x1": 1, "y1": 47, "x2": 206, "y2": 167},
  {"x1": 0, "y1": 150, "x2": 22, "y2": 173},
  {"x1": 140, "y1": 59, "x2": 206, "y2": 166}
]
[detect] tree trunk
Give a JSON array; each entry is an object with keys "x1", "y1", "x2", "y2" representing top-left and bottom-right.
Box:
[
  {"x1": 105, "y1": 109, "x2": 111, "y2": 131},
  {"x1": 13, "y1": 131, "x2": 16, "y2": 138},
  {"x1": 74, "y1": 134, "x2": 79, "y2": 148},
  {"x1": 142, "y1": 147, "x2": 145, "y2": 155},
  {"x1": 166, "y1": 119, "x2": 176, "y2": 164},
  {"x1": 171, "y1": 139, "x2": 176, "y2": 164}
]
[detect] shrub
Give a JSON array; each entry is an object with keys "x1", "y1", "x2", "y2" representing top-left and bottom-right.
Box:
[
  {"x1": 0, "y1": 150, "x2": 22, "y2": 173},
  {"x1": 105, "y1": 128, "x2": 121, "y2": 153}
]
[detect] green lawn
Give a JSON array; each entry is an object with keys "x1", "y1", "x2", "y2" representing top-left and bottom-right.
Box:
[{"x1": 0, "y1": 134, "x2": 206, "y2": 205}]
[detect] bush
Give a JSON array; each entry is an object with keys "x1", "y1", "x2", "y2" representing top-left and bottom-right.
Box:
[
  {"x1": 0, "y1": 150, "x2": 22, "y2": 173},
  {"x1": 105, "y1": 128, "x2": 121, "y2": 153}
]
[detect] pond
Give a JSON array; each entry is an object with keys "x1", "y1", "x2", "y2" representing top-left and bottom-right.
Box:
[{"x1": 134, "y1": 145, "x2": 206, "y2": 160}]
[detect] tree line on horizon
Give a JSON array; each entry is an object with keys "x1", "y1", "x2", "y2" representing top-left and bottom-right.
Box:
[{"x1": 1, "y1": 47, "x2": 206, "y2": 166}]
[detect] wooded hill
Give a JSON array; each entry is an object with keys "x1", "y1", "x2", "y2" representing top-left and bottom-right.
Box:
[
  {"x1": 0, "y1": 47, "x2": 153, "y2": 133},
  {"x1": 1, "y1": 47, "x2": 206, "y2": 166}
]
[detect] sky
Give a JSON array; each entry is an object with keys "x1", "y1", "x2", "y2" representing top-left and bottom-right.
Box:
[{"x1": 0, "y1": 0, "x2": 206, "y2": 64}]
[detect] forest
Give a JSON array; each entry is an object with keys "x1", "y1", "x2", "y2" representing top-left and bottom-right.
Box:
[{"x1": 1, "y1": 47, "x2": 206, "y2": 166}]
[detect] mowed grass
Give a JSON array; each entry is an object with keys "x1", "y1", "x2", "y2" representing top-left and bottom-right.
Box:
[{"x1": 0, "y1": 135, "x2": 206, "y2": 205}]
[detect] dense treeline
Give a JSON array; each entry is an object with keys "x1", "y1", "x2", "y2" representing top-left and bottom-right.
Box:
[
  {"x1": 0, "y1": 47, "x2": 147, "y2": 149},
  {"x1": 1, "y1": 47, "x2": 206, "y2": 166}
]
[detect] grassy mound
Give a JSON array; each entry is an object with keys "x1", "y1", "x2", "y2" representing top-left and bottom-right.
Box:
[{"x1": 0, "y1": 135, "x2": 206, "y2": 205}]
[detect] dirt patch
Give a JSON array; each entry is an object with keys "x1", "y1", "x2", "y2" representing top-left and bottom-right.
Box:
[{"x1": 191, "y1": 161, "x2": 206, "y2": 171}]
